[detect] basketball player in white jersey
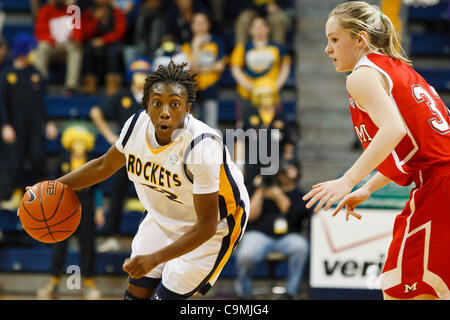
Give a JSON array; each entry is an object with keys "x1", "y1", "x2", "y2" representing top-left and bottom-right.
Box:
[{"x1": 55, "y1": 61, "x2": 249, "y2": 300}]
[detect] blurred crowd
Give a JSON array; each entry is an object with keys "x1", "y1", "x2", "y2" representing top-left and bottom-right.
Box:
[{"x1": 0, "y1": 0, "x2": 312, "y2": 300}]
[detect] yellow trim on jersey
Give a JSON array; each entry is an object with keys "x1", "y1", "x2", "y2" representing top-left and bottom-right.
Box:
[
  {"x1": 203, "y1": 204, "x2": 244, "y2": 287},
  {"x1": 192, "y1": 164, "x2": 245, "y2": 294},
  {"x1": 218, "y1": 164, "x2": 238, "y2": 215},
  {"x1": 144, "y1": 128, "x2": 175, "y2": 154}
]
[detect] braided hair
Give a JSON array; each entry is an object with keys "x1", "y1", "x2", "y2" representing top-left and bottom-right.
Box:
[{"x1": 142, "y1": 60, "x2": 197, "y2": 110}]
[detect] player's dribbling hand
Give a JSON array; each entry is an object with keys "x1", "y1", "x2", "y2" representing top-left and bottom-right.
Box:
[
  {"x1": 122, "y1": 254, "x2": 158, "y2": 279},
  {"x1": 303, "y1": 175, "x2": 354, "y2": 213}
]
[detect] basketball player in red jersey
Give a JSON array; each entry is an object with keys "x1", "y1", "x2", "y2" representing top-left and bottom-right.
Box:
[{"x1": 303, "y1": 2, "x2": 450, "y2": 300}]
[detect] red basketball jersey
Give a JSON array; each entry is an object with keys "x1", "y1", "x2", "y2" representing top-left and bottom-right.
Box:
[{"x1": 349, "y1": 53, "x2": 450, "y2": 186}]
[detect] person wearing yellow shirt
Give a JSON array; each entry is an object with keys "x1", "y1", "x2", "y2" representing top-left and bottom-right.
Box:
[{"x1": 230, "y1": 16, "x2": 291, "y2": 127}]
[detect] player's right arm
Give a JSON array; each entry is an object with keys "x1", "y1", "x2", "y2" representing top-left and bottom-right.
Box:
[{"x1": 57, "y1": 144, "x2": 126, "y2": 191}]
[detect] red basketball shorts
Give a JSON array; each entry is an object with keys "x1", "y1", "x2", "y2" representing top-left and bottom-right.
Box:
[{"x1": 381, "y1": 165, "x2": 450, "y2": 299}]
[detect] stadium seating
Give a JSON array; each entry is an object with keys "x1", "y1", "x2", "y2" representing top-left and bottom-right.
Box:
[
  {"x1": 407, "y1": 1, "x2": 450, "y2": 94},
  {"x1": 415, "y1": 68, "x2": 450, "y2": 91},
  {"x1": 0, "y1": 208, "x2": 288, "y2": 278},
  {"x1": 44, "y1": 93, "x2": 297, "y2": 122},
  {"x1": 408, "y1": 0, "x2": 449, "y2": 21},
  {"x1": 0, "y1": 0, "x2": 30, "y2": 12},
  {"x1": 409, "y1": 33, "x2": 450, "y2": 56}
]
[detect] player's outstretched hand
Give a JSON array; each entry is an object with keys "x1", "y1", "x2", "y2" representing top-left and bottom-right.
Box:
[
  {"x1": 303, "y1": 175, "x2": 354, "y2": 213},
  {"x1": 332, "y1": 187, "x2": 371, "y2": 221},
  {"x1": 122, "y1": 254, "x2": 158, "y2": 279}
]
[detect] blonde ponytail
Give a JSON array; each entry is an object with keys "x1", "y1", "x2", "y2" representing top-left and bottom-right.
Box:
[{"x1": 330, "y1": 1, "x2": 412, "y2": 66}]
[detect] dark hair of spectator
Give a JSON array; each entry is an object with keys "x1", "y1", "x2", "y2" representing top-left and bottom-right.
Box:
[{"x1": 141, "y1": 60, "x2": 198, "y2": 110}]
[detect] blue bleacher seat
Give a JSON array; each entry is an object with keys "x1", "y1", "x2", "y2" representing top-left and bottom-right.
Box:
[
  {"x1": 0, "y1": 245, "x2": 286, "y2": 278},
  {"x1": 45, "y1": 134, "x2": 111, "y2": 155},
  {"x1": 0, "y1": 0, "x2": 30, "y2": 12},
  {"x1": 0, "y1": 208, "x2": 142, "y2": 234},
  {"x1": 0, "y1": 211, "x2": 22, "y2": 231},
  {"x1": 2, "y1": 24, "x2": 34, "y2": 43},
  {"x1": 408, "y1": 0, "x2": 449, "y2": 21},
  {"x1": 45, "y1": 95, "x2": 104, "y2": 118},
  {"x1": 44, "y1": 94, "x2": 297, "y2": 123},
  {"x1": 96, "y1": 211, "x2": 143, "y2": 235},
  {"x1": 0, "y1": 247, "x2": 130, "y2": 274},
  {"x1": 0, "y1": 207, "x2": 286, "y2": 278},
  {"x1": 416, "y1": 68, "x2": 450, "y2": 91},
  {"x1": 410, "y1": 33, "x2": 450, "y2": 56}
]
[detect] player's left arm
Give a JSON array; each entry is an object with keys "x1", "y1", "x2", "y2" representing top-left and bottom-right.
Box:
[{"x1": 304, "y1": 67, "x2": 406, "y2": 213}]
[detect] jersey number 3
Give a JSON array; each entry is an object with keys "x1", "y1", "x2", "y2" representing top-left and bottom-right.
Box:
[{"x1": 412, "y1": 84, "x2": 450, "y2": 134}]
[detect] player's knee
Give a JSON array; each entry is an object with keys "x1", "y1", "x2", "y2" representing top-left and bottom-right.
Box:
[
  {"x1": 124, "y1": 289, "x2": 148, "y2": 300},
  {"x1": 151, "y1": 284, "x2": 189, "y2": 300},
  {"x1": 124, "y1": 283, "x2": 155, "y2": 300}
]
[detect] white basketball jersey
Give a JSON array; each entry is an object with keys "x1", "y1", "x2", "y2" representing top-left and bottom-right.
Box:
[{"x1": 116, "y1": 111, "x2": 248, "y2": 236}]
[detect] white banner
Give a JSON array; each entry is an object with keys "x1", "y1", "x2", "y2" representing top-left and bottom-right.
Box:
[{"x1": 310, "y1": 208, "x2": 400, "y2": 289}]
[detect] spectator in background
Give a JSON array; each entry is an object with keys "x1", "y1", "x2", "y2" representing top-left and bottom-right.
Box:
[
  {"x1": 235, "y1": 159, "x2": 310, "y2": 300},
  {"x1": 30, "y1": 0, "x2": 51, "y2": 21},
  {"x1": 152, "y1": 40, "x2": 189, "y2": 70},
  {"x1": 37, "y1": 124, "x2": 105, "y2": 299},
  {"x1": 33, "y1": 0, "x2": 83, "y2": 96},
  {"x1": 89, "y1": 57, "x2": 151, "y2": 252},
  {"x1": 230, "y1": 16, "x2": 291, "y2": 127},
  {"x1": 113, "y1": 0, "x2": 140, "y2": 44},
  {"x1": 234, "y1": 0, "x2": 293, "y2": 46},
  {"x1": 163, "y1": 0, "x2": 208, "y2": 44},
  {"x1": 236, "y1": 78, "x2": 297, "y2": 195},
  {"x1": 81, "y1": 0, "x2": 127, "y2": 96},
  {"x1": 124, "y1": 0, "x2": 166, "y2": 66},
  {"x1": 181, "y1": 12, "x2": 226, "y2": 129},
  {"x1": 0, "y1": 33, "x2": 58, "y2": 210},
  {"x1": 113, "y1": 0, "x2": 139, "y2": 18},
  {"x1": 0, "y1": 39, "x2": 11, "y2": 73},
  {"x1": 202, "y1": 0, "x2": 225, "y2": 29},
  {"x1": 76, "y1": 0, "x2": 96, "y2": 10},
  {"x1": 0, "y1": 38, "x2": 10, "y2": 201}
]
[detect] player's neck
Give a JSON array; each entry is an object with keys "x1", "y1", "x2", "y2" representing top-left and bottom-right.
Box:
[
  {"x1": 252, "y1": 38, "x2": 268, "y2": 48},
  {"x1": 353, "y1": 48, "x2": 377, "y2": 69}
]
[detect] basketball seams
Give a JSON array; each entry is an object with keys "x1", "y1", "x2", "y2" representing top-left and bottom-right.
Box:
[
  {"x1": 46, "y1": 183, "x2": 66, "y2": 221},
  {"x1": 20, "y1": 198, "x2": 44, "y2": 222},
  {"x1": 38, "y1": 230, "x2": 74, "y2": 242},
  {"x1": 18, "y1": 181, "x2": 81, "y2": 243},
  {"x1": 24, "y1": 202, "x2": 81, "y2": 230},
  {"x1": 38, "y1": 182, "x2": 57, "y2": 242}
]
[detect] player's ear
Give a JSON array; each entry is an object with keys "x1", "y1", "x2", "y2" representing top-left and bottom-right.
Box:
[
  {"x1": 186, "y1": 103, "x2": 192, "y2": 115},
  {"x1": 356, "y1": 30, "x2": 369, "y2": 49}
]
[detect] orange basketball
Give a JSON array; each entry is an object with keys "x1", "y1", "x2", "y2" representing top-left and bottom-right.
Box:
[{"x1": 18, "y1": 181, "x2": 81, "y2": 243}]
